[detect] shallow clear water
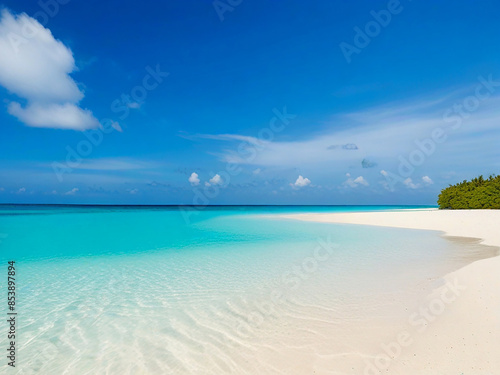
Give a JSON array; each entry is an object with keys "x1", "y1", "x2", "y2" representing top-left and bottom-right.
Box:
[{"x1": 0, "y1": 205, "x2": 491, "y2": 374}]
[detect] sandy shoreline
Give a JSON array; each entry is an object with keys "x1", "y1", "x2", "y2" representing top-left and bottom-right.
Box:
[
  {"x1": 283, "y1": 209, "x2": 500, "y2": 374},
  {"x1": 283, "y1": 208, "x2": 500, "y2": 247}
]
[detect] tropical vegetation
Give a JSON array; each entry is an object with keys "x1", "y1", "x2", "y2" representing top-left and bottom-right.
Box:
[{"x1": 438, "y1": 175, "x2": 500, "y2": 209}]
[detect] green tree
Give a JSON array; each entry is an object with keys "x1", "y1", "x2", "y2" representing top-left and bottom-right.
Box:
[{"x1": 438, "y1": 175, "x2": 500, "y2": 209}]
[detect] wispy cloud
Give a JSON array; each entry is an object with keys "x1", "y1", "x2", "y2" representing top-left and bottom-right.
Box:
[
  {"x1": 193, "y1": 87, "x2": 500, "y2": 184},
  {"x1": 64, "y1": 187, "x2": 79, "y2": 195},
  {"x1": 180, "y1": 132, "x2": 267, "y2": 147},
  {"x1": 46, "y1": 158, "x2": 159, "y2": 171}
]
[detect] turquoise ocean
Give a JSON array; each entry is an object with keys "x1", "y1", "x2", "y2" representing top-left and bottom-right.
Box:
[{"x1": 0, "y1": 205, "x2": 494, "y2": 374}]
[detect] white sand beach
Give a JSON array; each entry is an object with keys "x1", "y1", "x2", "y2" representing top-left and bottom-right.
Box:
[{"x1": 283, "y1": 209, "x2": 500, "y2": 374}]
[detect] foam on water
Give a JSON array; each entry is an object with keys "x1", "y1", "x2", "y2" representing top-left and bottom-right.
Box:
[{"x1": 0, "y1": 205, "x2": 495, "y2": 374}]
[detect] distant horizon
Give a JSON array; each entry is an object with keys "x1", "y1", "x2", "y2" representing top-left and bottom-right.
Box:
[{"x1": 0, "y1": 203, "x2": 437, "y2": 207}]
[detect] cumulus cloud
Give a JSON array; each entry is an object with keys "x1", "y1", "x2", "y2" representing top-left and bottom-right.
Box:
[
  {"x1": 400, "y1": 176, "x2": 433, "y2": 189},
  {"x1": 209, "y1": 174, "x2": 222, "y2": 185},
  {"x1": 293, "y1": 175, "x2": 311, "y2": 187},
  {"x1": 188, "y1": 172, "x2": 200, "y2": 186},
  {"x1": 354, "y1": 176, "x2": 368, "y2": 186},
  {"x1": 422, "y1": 176, "x2": 433, "y2": 185},
  {"x1": 403, "y1": 178, "x2": 419, "y2": 189},
  {"x1": 64, "y1": 187, "x2": 79, "y2": 195},
  {"x1": 380, "y1": 171, "x2": 431, "y2": 191},
  {"x1": 0, "y1": 10, "x2": 98, "y2": 130},
  {"x1": 344, "y1": 173, "x2": 369, "y2": 188}
]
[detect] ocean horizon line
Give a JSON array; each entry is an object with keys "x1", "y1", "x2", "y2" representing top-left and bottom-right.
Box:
[{"x1": 0, "y1": 203, "x2": 437, "y2": 207}]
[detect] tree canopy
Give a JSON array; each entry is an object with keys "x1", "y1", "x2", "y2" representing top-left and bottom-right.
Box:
[{"x1": 437, "y1": 175, "x2": 500, "y2": 209}]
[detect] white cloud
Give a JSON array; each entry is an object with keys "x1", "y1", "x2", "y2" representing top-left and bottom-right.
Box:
[
  {"x1": 344, "y1": 174, "x2": 368, "y2": 188},
  {"x1": 128, "y1": 188, "x2": 139, "y2": 194},
  {"x1": 403, "y1": 178, "x2": 419, "y2": 189},
  {"x1": 209, "y1": 174, "x2": 222, "y2": 185},
  {"x1": 0, "y1": 10, "x2": 98, "y2": 130},
  {"x1": 205, "y1": 182, "x2": 211, "y2": 187},
  {"x1": 0, "y1": 187, "x2": 4, "y2": 192},
  {"x1": 64, "y1": 187, "x2": 79, "y2": 195},
  {"x1": 8, "y1": 102, "x2": 99, "y2": 130},
  {"x1": 53, "y1": 158, "x2": 157, "y2": 171},
  {"x1": 198, "y1": 88, "x2": 500, "y2": 186},
  {"x1": 253, "y1": 168, "x2": 261, "y2": 175},
  {"x1": 188, "y1": 172, "x2": 200, "y2": 186},
  {"x1": 17, "y1": 187, "x2": 26, "y2": 194},
  {"x1": 183, "y1": 133, "x2": 266, "y2": 147},
  {"x1": 110, "y1": 121, "x2": 123, "y2": 132},
  {"x1": 402, "y1": 176, "x2": 434, "y2": 189},
  {"x1": 293, "y1": 175, "x2": 311, "y2": 187},
  {"x1": 422, "y1": 176, "x2": 433, "y2": 185},
  {"x1": 354, "y1": 176, "x2": 368, "y2": 186}
]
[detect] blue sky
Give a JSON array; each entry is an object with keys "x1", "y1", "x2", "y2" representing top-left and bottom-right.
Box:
[{"x1": 0, "y1": 0, "x2": 499, "y2": 204}]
